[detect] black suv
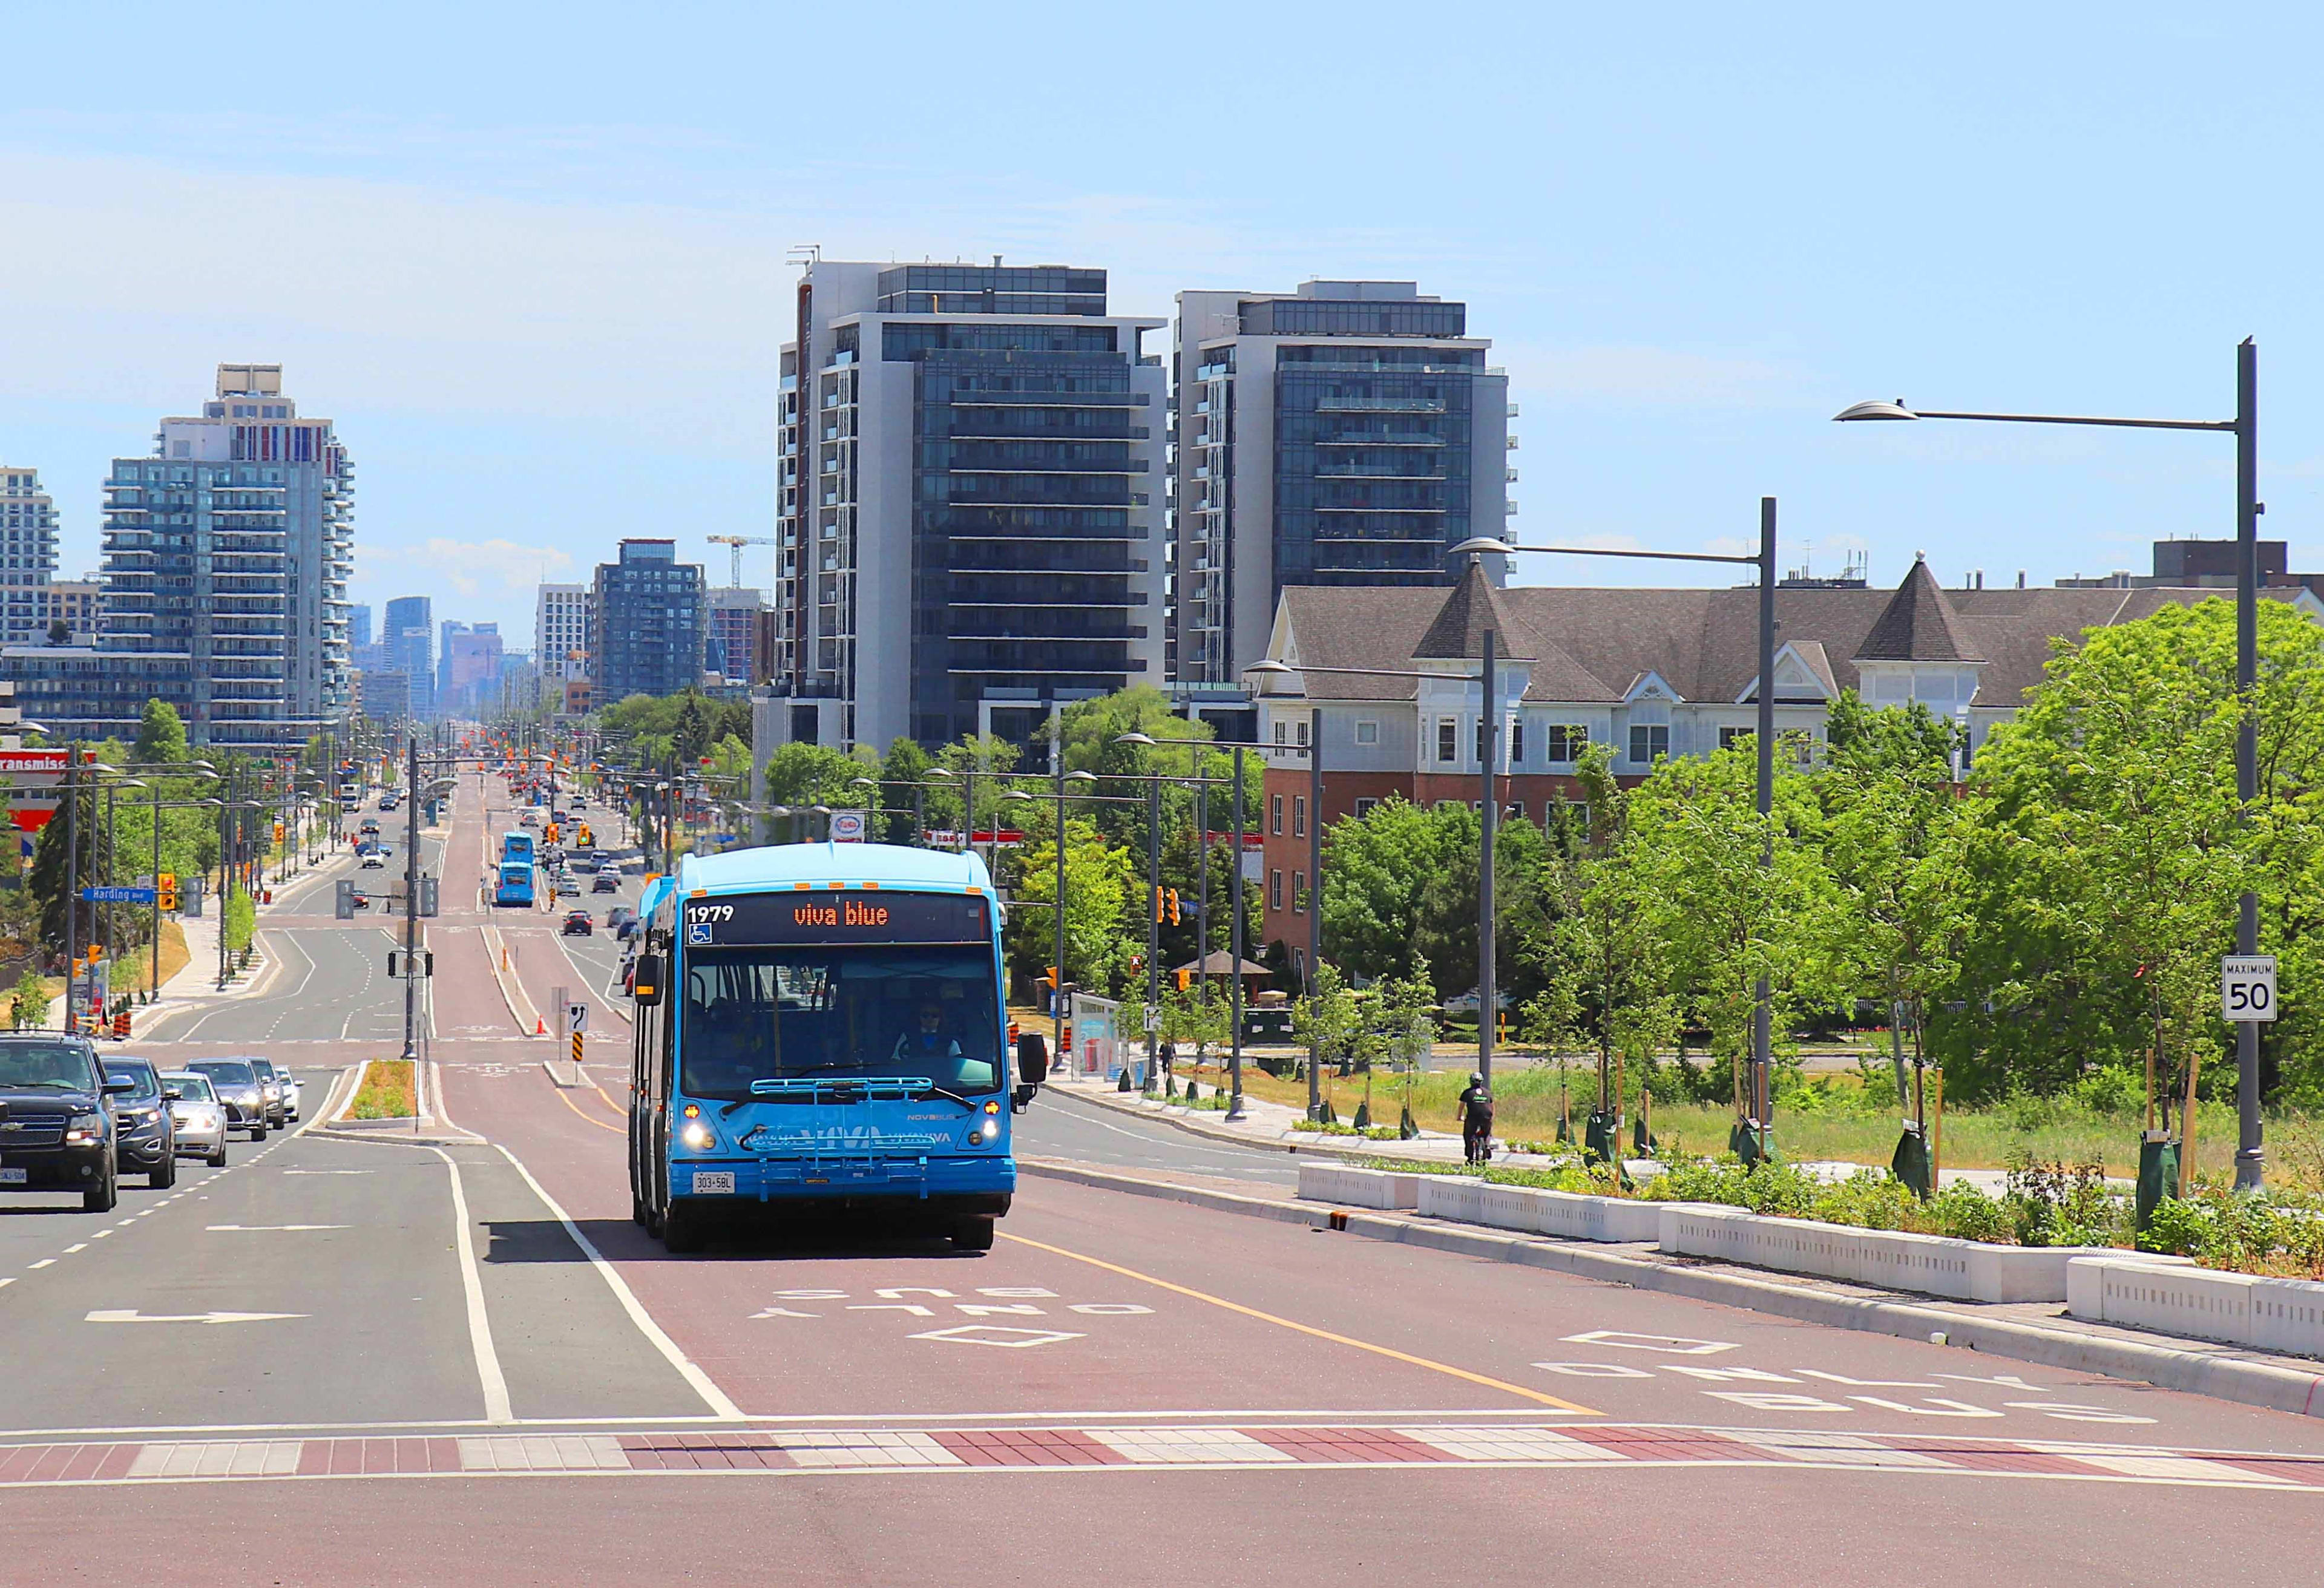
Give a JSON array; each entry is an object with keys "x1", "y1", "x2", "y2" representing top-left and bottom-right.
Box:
[
  {"x1": 101, "y1": 1057, "x2": 177, "y2": 1190},
  {"x1": 0, "y1": 1035, "x2": 130, "y2": 1212}
]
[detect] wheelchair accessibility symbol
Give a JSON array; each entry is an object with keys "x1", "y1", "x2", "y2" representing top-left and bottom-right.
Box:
[{"x1": 688, "y1": 922, "x2": 713, "y2": 945}]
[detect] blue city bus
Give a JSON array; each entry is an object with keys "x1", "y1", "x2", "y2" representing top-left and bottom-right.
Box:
[
  {"x1": 494, "y1": 859, "x2": 536, "y2": 908},
  {"x1": 501, "y1": 830, "x2": 536, "y2": 866},
  {"x1": 626, "y1": 842, "x2": 1042, "y2": 1253}
]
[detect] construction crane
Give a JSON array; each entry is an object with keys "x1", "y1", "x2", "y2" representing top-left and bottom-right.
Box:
[{"x1": 704, "y1": 535, "x2": 776, "y2": 588}]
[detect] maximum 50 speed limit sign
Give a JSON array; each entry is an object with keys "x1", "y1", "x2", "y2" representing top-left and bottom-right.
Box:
[{"x1": 2222, "y1": 955, "x2": 2279, "y2": 1023}]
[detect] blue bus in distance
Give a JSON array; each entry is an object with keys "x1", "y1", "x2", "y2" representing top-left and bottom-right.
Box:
[
  {"x1": 501, "y1": 830, "x2": 535, "y2": 866},
  {"x1": 494, "y1": 860, "x2": 535, "y2": 908},
  {"x1": 626, "y1": 841, "x2": 1043, "y2": 1253}
]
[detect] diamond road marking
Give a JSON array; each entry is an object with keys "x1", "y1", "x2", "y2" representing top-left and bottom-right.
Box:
[
  {"x1": 907, "y1": 1325, "x2": 1085, "y2": 1348},
  {"x1": 775, "y1": 1431, "x2": 962, "y2": 1468},
  {"x1": 1086, "y1": 1428, "x2": 1296, "y2": 1465},
  {"x1": 2072, "y1": 1454, "x2": 2288, "y2": 1484},
  {"x1": 128, "y1": 1441, "x2": 304, "y2": 1478},
  {"x1": 1561, "y1": 1330, "x2": 1738, "y2": 1355},
  {"x1": 457, "y1": 1435, "x2": 631, "y2": 1472},
  {"x1": 1395, "y1": 1426, "x2": 1616, "y2": 1463}
]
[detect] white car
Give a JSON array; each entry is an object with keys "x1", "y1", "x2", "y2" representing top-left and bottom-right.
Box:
[
  {"x1": 275, "y1": 1069, "x2": 302, "y2": 1121},
  {"x1": 162, "y1": 1072, "x2": 229, "y2": 1167},
  {"x1": 361, "y1": 853, "x2": 384, "y2": 870}
]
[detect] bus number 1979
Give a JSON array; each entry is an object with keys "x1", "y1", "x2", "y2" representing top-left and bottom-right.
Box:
[{"x1": 688, "y1": 904, "x2": 735, "y2": 924}]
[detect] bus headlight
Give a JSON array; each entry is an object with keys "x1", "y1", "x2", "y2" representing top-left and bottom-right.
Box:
[
  {"x1": 977, "y1": 1120, "x2": 1000, "y2": 1143},
  {"x1": 680, "y1": 1120, "x2": 717, "y2": 1152}
]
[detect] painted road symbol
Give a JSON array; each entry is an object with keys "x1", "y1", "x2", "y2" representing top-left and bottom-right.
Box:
[{"x1": 87, "y1": 1310, "x2": 307, "y2": 1325}]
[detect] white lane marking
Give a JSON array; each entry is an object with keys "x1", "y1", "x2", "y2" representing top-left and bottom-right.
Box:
[
  {"x1": 63, "y1": 1244, "x2": 87, "y2": 1254},
  {"x1": 428, "y1": 1146, "x2": 514, "y2": 1425},
  {"x1": 282, "y1": 1170, "x2": 372, "y2": 1176},
  {"x1": 92, "y1": 1230, "x2": 112, "y2": 1239},
  {"x1": 86, "y1": 1310, "x2": 306, "y2": 1324},
  {"x1": 489, "y1": 1142, "x2": 743, "y2": 1421},
  {"x1": 28, "y1": 1259, "x2": 54, "y2": 1270},
  {"x1": 0, "y1": 1278, "x2": 13, "y2": 1289}
]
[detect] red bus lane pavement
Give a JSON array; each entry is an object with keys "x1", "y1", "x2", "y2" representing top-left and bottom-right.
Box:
[{"x1": 431, "y1": 1003, "x2": 2324, "y2": 1460}]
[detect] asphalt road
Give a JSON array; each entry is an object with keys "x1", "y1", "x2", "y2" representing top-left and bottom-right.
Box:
[{"x1": 5, "y1": 777, "x2": 2320, "y2": 1586}]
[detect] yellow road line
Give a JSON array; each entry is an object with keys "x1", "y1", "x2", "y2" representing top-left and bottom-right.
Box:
[
  {"x1": 999, "y1": 1231, "x2": 1598, "y2": 1416},
  {"x1": 549, "y1": 1077, "x2": 623, "y2": 1135}
]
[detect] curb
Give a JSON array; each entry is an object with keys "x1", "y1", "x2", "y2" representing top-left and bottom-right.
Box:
[
  {"x1": 478, "y1": 924, "x2": 545, "y2": 1038},
  {"x1": 1017, "y1": 1159, "x2": 2324, "y2": 1422},
  {"x1": 319, "y1": 1055, "x2": 485, "y2": 1147}
]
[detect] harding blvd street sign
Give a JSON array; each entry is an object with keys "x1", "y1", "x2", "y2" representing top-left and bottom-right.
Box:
[
  {"x1": 80, "y1": 886, "x2": 157, "y2": 905},
  {"x1": 2222, "y1": 955, "x2": 2279, "y2": 1023}
]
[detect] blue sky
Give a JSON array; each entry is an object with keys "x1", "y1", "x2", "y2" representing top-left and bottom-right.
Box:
[{"x1": 4, "y1": 1, "x2": 2321, "y2": 644}]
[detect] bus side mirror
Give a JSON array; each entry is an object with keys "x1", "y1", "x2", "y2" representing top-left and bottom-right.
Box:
[
  {"x1": 632, "y1": 953, "x2": 665, "y2": 1006},
  {"x1": 1016, "y1": 1032, "x2": 1048, "y2": 1085}
]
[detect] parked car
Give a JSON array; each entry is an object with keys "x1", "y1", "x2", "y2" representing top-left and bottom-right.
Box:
[
  {"x1": 183, "y1": 1059, "x2": 269, "y2": 1140},
  {"x1": 562, "y1": 910, "x2": 594, "y2": 936},
  {"x1": 161, "y1": 1071, "x2": 229, "y2": 1167},
  {"x1": 101, "y1": 1057, "x2": 177, "y2": 1189},
  {"x1": 0, "y1": 1035, "x2": 130, "y2": 1212},
  {"x1": 591, "y1": 873, "x2": 619, "y2": 894}
]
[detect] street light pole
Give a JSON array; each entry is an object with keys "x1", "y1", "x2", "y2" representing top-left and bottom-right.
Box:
[
  {"x1": 402, "y1": 733, "x2": 422, "y2": 1064},
  {"x1": 1307, "y1": 705, "x2": 1324, "y2": 1122},
  {"x1": 1227, "y1": 745, "x2": 1247, "y2": 1121},
  {"x1": 1752, "y1": 496, "x2": 1777, "y2": 1143},
  {"x1": 1052, "y1": 715, "x2": 1068, "y2": 1075},
  {"x1": 1479, "y1": 629, "x2": 1498, "y2": 1092},
  {"x1": 1837, "y1": 349, "x2": 2263, "y2": 1187}
]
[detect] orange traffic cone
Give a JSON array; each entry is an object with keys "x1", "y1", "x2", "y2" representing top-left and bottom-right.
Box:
[{"x1": 535, "y1": 1015, "x2": 547, "y2": 1035}]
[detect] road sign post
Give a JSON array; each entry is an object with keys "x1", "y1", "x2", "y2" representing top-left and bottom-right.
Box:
[{"x1": 2222, "y1": 955, "x2": 2278, "y2": 1023}]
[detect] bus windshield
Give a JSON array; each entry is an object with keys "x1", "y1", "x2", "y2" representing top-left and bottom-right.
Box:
[{"x1": 678, "y1": 945, "x2": 1002, "y2": 1100}]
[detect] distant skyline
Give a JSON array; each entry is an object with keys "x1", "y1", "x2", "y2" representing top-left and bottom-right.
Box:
[{"x1": 7, "y1": 4, "x2": 2324, "y2": 641}]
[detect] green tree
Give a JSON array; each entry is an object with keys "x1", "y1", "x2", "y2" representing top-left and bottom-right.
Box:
[
  {"x1": 877, "y1": 737, "x2": 932, "y2": 844},
  {"x1": 1620, "y1": 741, "x2": 1849, "y2": 1094},
  {"x1": 1815, "y1": 697, "x2": 1969, "y2": 1104},
  {"x1": 1937, "y1": 599, "x2": 2324, "y2": 1103},
  {"x1": 1291, "y1": 959, "x2": 1361, "y2": 1075},
  {"x1": 132, "y1": 700, "x2": 191, "y2": 769},
  {"x1": 1319, "y1": 797, "x2": 1456, "y2": 984},
  {"x1": 761, "y1": 742, "x2": 879, "y2": 825},
  {"x1": 10, "y1": 969, "x2": 50, "y2": 1031},
  {"x1": 1003, "y1": 818, "x2": 1139, "y2": 997}
]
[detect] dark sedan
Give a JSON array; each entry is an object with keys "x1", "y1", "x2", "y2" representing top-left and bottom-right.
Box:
[
  {"x1": 102, "y1": 1057, "x2": 177, "y2": 1189},
  {"x1": 183, "y1": 1059, "x2": 270, "y2": 1141}
]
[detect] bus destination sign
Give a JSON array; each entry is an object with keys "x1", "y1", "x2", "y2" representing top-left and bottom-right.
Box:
[{"x1": 683, "y1": 891, "x2": 991, "y2": 948}]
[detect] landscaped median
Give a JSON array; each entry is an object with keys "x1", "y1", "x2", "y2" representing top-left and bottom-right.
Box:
[
  {"x1": 1296, "y1": 1160, "x2": 2186, "y2": 1306},
  {"x1": 346, "y1": 1058, "x2": 417, "y2": 1120}
]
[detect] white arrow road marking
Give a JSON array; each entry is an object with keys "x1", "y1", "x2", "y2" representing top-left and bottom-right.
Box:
[
  {"x1": 205, "y1": 1224, "x2": 352, "y2": 1232},
  {"x1": 86, "y1": 1310, "x2": 307, "y2": 1324}
]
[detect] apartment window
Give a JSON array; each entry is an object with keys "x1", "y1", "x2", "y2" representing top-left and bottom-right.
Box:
[
  {"x1": 1630, "y1": 724, "x2": 1670, "y2": 764},
  {"x1": 1269, "y1": 868, "x2": 1284, "y2": 910},
  {"x1": 1295, "y1": 720, "x2": 1308, "y2": 747},
  {"x1": 1546, "y1": 724, "x2": 1587, "y2": 763},
  {"x1": 1292, "y1": 870, "x2": 1307, "y2": 913},
  {"x1": 1292, "y1": 796, "x2": 1307, "y2": 838},
  {"x1": 1354, "y1": 797, "x2": 1379, "y2": 818},
  {"x1": 1719, "y1": 726, "x2": 1751, "y2": 751},
  {"x1": 1270, "y1": 793, "x2": 1284, "y2": 835},
  {"x1": 1437, "y1": 718, "x2": 1457, "y2": 763},
  {"x1": 1508, "y1": 721, "x2": 1525, "y2": 764},
  {"x1": 1354, "y1": 719, "x2": 1379, "y2": 745},
  {"x1": 1273, "y1": 720, "x2": 1286, "y2": 745}
]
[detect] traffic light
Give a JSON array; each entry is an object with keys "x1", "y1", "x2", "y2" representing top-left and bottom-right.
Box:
[
  {"x1": 157, "y1": 873, "x2": 178, "y2": 911},
  {"x1": 1176, "y1": 968, "x2": 1193, "y2": 993},
  {"x1": 1153, "y1": 889, "x2": 1166, "y2": 924},
  {"x1": 1166, "y1": 888, "x2": 1181, "y2": 925},
  {"x1": 273, "y1": 821, "x2": 285, "y2": 844}
]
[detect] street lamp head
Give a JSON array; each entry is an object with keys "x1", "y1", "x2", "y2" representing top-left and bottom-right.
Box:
[
  {"x1": 924, "y1": 766, "x2": 957, "y2": 781},
  {"x1": 1241, "y1": 658, "x2": 1296, "y2": 678},
  {"x1": 1833, "y1": 399, "x2": 1920, "y2": 422},
  {"x1": 1064, "y1": 770, "x2": 1097, "y2": 784},
  {"x1": 1448, "y1": 536, "x2": 1518, "y2": 558},
  {"x1": 1002, "y1": 790, "x2": 1034, "y2": 803},
  {"x1": 1114, "y1": 732, "x2": 1157, "y2": 747},
  {"x1": 849, "y1": 777, "x2": 877, "y2": 789}
]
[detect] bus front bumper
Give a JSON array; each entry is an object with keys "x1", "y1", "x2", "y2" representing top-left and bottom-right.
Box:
[{"x1": 673, "y1": 1153, "x2": 1016, "y2": 1208}]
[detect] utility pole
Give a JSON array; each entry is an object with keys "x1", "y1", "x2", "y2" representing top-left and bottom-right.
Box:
[
  {"x1": 1478, "y1": 630, "x2": 1497, "y2": 1091},
  {"x1": 1307, "y1": 706, "x2": 1324, "y2": 1122},
  {"x1": 1226, "y1": 746, "x2": 1247, "y2": 1121},
  {"x1": 61, "y1": 747, "x2": 79, "y2": 1034},
  {"x1": 401, "y1": 733, "x2": 422, "y2": 1063}
]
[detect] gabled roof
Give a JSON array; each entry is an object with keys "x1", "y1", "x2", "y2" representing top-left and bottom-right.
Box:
[
  {"x1": 1265, "y1": 573, "x2": 2282, "y2": 712},
  {"x1": 1414, "y1": 560, "x2": 1536, "y2": 661},
  {"x1": 1853, "y1": 559, "x2": 1985, "y2": 663}
]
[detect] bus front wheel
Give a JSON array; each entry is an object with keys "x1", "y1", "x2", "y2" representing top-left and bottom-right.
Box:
[
  {"x1": 950, "y1": 1216, "x2": 996, "y2": 1253},
  {"x1": 661, "y1": 1200, "x2": 707, "y2": 1255}
]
